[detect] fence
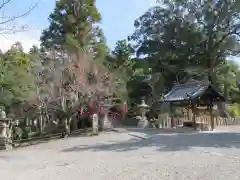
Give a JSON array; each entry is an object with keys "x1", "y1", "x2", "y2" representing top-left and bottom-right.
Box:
[
  {"x1": 214, "y1": 117, "x2": 240, "y2": 127},
  {"x1": 157, "y1": 116, "x2": 183, "y2": 128},
  {"x1": 157, "y1": 115, "x2": 240, "y2": 130},
  {"x1": 11, "y1": 128, "x2": 92, "y2": 148}
]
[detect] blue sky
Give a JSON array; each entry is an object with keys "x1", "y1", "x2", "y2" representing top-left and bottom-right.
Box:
[
  {"x1": 0, "y1": 0, "x2": 156, "y2": 51},
  {"x1": 0, "y1": 0, "x2": 238, "y2": 62}
]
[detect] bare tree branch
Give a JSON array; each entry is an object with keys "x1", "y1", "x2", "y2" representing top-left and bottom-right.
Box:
[
  {"x1": 0, "y1": 0, "x2": 40, "y2": 25},
  {"x1": 0, "y1": 24, "x2": 28, "y2": 34},
  {"x1": 0, "y1": 0, "x2": 40, "y2": 34},
  {"x1": 0, "y1": 0, "x2": 12, "y2": 10}
]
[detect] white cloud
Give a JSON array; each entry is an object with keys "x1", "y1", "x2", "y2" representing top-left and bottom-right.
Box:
[{"x1": 0, "y1": 28, "x2": 41, "y2": 52}]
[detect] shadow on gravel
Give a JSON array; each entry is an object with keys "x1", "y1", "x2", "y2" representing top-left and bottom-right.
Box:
[
  {"x1": 0, "y1": 156, "x2": 11, "y2": 160},
  {"x1": 61, "y1": 132, "x2": 240, "y2": 153}
]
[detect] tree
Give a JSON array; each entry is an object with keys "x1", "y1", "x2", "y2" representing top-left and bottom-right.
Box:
[
  {"x1": 178, "y1": 0, "x2": 240, "y2": 118},
  {"x1": 40, "y1": 0, "x2": 124, "y2": 134},
  {"x1": 104, "y1": 40, "x2": 135, "y2": 100},
  {"x1": 28, "y1": 45, "x2": 49, "y2": 134},
  {"x1": 172, "y1": 0, "x2": 240, "y2": 83},
  {"x1": 40, "y1": 0, "x2": 106, "y2": 57},
  {"x1": 216, "y1": 60, "x2": 240, "y2": 117},
  {"x1": 217, "y1": 60, "x2": 240, "y2": 100},
  {"x1": 110, "y1": 40, "x2": 132, "y2": 68},
  {"x1": 129, "y1": 0, "x2": 240, "y2": 85},
  {"x1": 128, "y1": 5, "x2": 199, "y2": 96},
  {"x1": 0, "y1": 42, "x2": 35, "y2": 107},
  {"x1": 40, "y1": 0, "x2": 114, "y2": 134},
  {"x1": 127, "y1": 0, "x2": 240, "y2": 121}
]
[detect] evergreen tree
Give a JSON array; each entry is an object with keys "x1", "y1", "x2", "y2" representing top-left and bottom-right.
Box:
[{"x1": 41, "y1": 0, "x2": 107, "y2": 58}]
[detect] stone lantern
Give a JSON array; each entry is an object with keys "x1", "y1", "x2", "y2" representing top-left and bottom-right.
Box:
[
  {"x1": 137, "y1": 100, "x2": 150, "y2": 128},
  {"x1": 0, "y1": 117, "x2": 12, "y2": 150},
  {"x1": 99, "y1": 99, "x2": 112, "y2": 131}
]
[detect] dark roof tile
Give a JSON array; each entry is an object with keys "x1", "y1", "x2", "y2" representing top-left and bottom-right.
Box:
[{"x1": 161, "y1": 79, "x2": 223, "y2": 102}]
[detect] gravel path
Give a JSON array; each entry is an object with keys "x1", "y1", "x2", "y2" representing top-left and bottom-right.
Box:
[{"x1": 1, "y1": 129, "x2": 240, "y2": 180}]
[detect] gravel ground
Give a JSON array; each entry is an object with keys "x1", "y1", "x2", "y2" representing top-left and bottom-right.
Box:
[{"x1": 1, "y1": 128, "x2": 240, "y2": 180}]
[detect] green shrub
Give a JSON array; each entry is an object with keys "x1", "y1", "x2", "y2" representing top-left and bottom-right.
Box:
[
  {"x1": 22, "y1": 126, "x2": 32, "y2": 139},
  {"x1": 29, "y1": 132, "x2": 40, "y2": 138},
  {"x1": 228, "y1": 103, "x2": 240, "y2": 117},
  {"x1": 126, "y1": 108, "x2": 138, "y2": 118}
]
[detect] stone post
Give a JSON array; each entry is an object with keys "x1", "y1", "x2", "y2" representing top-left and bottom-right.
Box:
[
  {"x1": 92, "y1": 113, "x2": 99, "y2": 135},
  {"x1": 0, "y1": 109, "x2": 6, "y2": 118}
]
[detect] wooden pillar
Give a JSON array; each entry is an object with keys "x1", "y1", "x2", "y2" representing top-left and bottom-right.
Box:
[
  {"x1": 170, "y1": 103, "x2": 174, "y2": 128},
  {"x1": 209, "y1": 102, "x2": 214, "y2": 131},
  {"x1": 170, "y1": 103, "x2": 172, "y2": 128},
  {"x1": 192, "y1": 103, "x2": 196, "y2": 130},
  {"x1": 187, "y1": 105, "x2": 190, "y2": 122}
]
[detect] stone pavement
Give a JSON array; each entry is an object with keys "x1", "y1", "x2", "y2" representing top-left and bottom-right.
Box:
[
  {"x1": 214, "y1": 125, "x2": 240, "y2": 132},
  {"x1": 0, "y1": 129, "x2": 240, "y2": 180}
]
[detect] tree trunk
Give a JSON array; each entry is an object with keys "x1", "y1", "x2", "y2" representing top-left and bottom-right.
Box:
[
  {"x1": 61, "y1": 94, "x2": 70, "y2": 136},
  {"x1": 191, "y1": 104, "x2": 196, "y2": 130},
  {"x1": 223, "y1": 83, "x2": 228, "y2": 99},
  {"x1": 80, "y1": 106, "x2": 85, "y2": 129},
  {"x1": 71, "y1": 116, "x2": 78, "y2": 131},
  {"x1": 64, "y1": 118, "x2": 68, "y2": 137},
  {"x1": 170, "y1": 103, "x2": 175, "y2": 128},
  {"x1": 209, "y1": 103, "x2": 214, "y2": 131},
  {"x1": 38, "y1": 106, "x2": 43, "y2": 135},
  {"x1": 63, "y1": 116, "x2": 72, "y2": 137},
  {"x1": 209, "y1": 69, "x2": 229, "y2": 117},
  {"x1": 207, "y1": 16, "x2": 230, "y2": 118}
]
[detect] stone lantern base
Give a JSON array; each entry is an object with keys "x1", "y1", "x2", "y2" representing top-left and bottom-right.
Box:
[
  {"x1": 0, "y1": 137, "x2": 12, "y2": 150},
  {"x1": 137, "y1": 116, "x2": 149, "y2": 128},
  {"x1": 100, "y1": 113, "x2": 113, "y2": 131}
]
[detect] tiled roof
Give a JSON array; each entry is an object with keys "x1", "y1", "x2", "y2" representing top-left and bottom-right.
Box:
[{"x1": 161, "y1": 79, "x2": 223, "y2": 102}]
